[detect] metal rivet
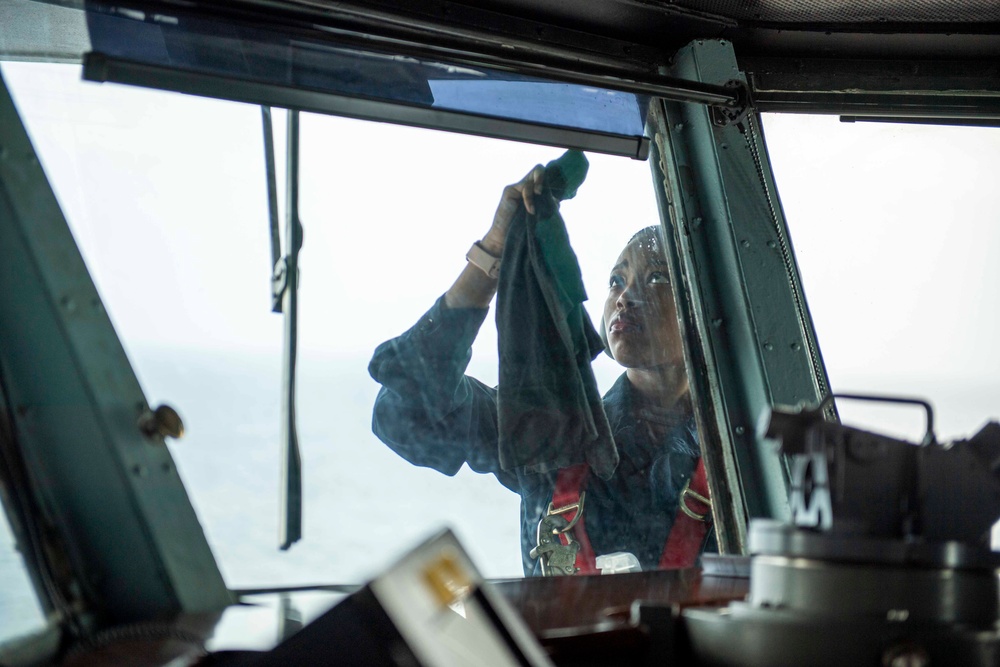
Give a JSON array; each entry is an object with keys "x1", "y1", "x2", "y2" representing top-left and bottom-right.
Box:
[
  {"x1": 132, "y1": 464, "x2": 148, "y2": 478},
  {"x1": 741, "y1": 239, "x2": 750, "y2": 248},
  {"x1": 790, "y1": 342, "x2": 802, "y2": 351},
  {"x1": 61, "y1": 296, "x2": 76, "y2": 312},
  {"x1": 764, "y1": 342, "x2": 773, "y2": 351},
  {"x1": 721, "y1": 143, "x2": 728, "y2": 150},
  {"x1": 767, "y1": 240, "x2": 777, "y2": 249},
  {"x1": 711, "y1": 318, "x2": 723, "y2": 328},
  {"x1": 692, "y1": 217, "x2": 703, "y2": 228},
  {"x1": 674, "y1": 123, "x2": 684, "y2": 131},
  {"x1": 735, "y1": 426, "x2": 745, "y2": 435},
  {"x1": 886, "y1": 609, "x2": 909, "y2": 622}
]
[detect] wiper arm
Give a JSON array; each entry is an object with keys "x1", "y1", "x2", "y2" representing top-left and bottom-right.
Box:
[
  {"x1": 263, "y1": 107, "x2": 303, "y2": 550},
  {"x1": 262, "y1": 106, "x2": 283, "y2": 312}
]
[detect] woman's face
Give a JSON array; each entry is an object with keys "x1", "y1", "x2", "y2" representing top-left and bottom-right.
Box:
[{"x1": 603, "y1": 233, "x2": 684, "y2": 370}]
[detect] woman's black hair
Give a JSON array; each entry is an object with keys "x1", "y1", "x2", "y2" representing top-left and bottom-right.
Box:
[{"x1": 628, "y1": 225, "x2": 663, "y2": 245}]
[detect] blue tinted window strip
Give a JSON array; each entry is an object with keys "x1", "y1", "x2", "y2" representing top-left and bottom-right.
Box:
[
  {"x1": 82, "y1": 3, "x2": 652, "y2": 157},
  {"x1": 82, "y1": 52, "x2": 650, "y2": 159}
]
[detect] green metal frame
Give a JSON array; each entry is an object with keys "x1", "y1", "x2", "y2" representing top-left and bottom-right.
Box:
[
  {"x1": 650, "y1": 40, "x2": 833, "y2": 553},
  {"x1": 0, "y1": 71, "x2": 231, "y2": 629}
]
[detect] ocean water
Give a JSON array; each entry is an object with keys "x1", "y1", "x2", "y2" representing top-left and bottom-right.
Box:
[
  {"x1": 2, "y1": 345, "x2": 999, "y2": 646},
  {"x1": 139, "y1": 347, "x2": 528, "y2": 588},
  {"x1": 2, "y1": 340, "x2": 997, "y2": 643},
  {"x1": 0, "y1": 345, "x2": 529, "y2": 645}
]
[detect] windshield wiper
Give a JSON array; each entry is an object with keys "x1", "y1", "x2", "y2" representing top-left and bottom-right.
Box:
[{"x1": 263, "y1": 106, "x2": 303, "y2": 550}]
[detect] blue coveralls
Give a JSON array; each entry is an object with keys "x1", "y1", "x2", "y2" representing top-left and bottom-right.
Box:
[{"x1": 369, "y1": 295, "x2": 706, "y2": 575}]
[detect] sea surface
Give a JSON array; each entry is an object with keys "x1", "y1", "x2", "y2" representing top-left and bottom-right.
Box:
[
  {"x1": 2, "y1": 346, "x2": 998, "y2": 645},
  {"x1": 142, "y1": 347, "x2": 530, "y2": 588},
  {"x1": 0, "y1": 347, "x2": 530, "y2": 643}
]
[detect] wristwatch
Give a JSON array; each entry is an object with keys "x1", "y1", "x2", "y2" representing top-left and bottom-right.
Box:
[{"x1": 466, "y1": 241, "x2": 502, "y2": 279}]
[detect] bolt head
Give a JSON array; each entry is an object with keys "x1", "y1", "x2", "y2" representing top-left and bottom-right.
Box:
[{"x1": 139, "y1": 404, "x2": 185, "y2": 440}]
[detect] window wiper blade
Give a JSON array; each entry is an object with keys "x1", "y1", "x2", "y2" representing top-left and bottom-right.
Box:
[
  {"x1": 262, "y1": 105, "x2": 282, "y2": 312},
  {"x1": 263, "y1": 107, "x2": 303, "y2": 550}
]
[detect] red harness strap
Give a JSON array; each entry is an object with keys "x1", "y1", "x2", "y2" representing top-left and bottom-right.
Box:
[
  {"x1": 551, "y1": 464, "x2": 599, "y2": 575},
  {"x1": 547, "y1": 459, "x2": 711, "y2": 574},
  {"x1": 659, "y1": 457, "x2": 712, "y2": 569}
]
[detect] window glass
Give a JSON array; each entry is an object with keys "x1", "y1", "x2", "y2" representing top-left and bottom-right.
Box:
[
  {"x1": 763, "y1": 114, "x2": 1000, "y2": 444},
  {"x1": 5, "y1": 61, "x2": 702, "y2": 584}
]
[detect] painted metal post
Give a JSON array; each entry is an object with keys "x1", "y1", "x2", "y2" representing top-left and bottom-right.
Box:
[
  {"x1": 649, "y1": 39, "x2": 833, "y2": 553},
  {"x1": 0, "y1": 71, "x2": 230, "y2": 625}
]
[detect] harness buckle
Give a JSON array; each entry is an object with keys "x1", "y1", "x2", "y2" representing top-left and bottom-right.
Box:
[
  {"x1": 679, "y1": 478, "x2": 712, "y2": 522},
  {"x1": 545, "y1": 491, "x2": 586, "y2": 534},
  {"x1": 529, "y1": 494, "x2": 587, "y2": 576}
]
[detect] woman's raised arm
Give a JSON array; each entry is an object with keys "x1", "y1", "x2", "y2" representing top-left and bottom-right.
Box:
[{"x1": 444, "y1": 164, "x2": 545, "y2": 309}]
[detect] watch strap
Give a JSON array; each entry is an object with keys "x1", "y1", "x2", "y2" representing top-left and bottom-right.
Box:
[{"x1": 466, "y1": 241, "x2": 502, "y2": 279}]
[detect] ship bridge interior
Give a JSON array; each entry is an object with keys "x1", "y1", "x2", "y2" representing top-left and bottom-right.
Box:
[{"x1": 1, "y1": 0, "x2": 999, "y2": 665}]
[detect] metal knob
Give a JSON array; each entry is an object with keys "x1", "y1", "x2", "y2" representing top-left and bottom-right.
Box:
[{"x1": 140, "y1": 404, "x2": 185, "y2": 440}]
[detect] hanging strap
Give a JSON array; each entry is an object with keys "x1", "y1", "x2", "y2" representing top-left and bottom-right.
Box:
[
  {"x1": 659, "y1": 457, "x2": 712, "y2": 569},
  {"x1": 535, "y1": 459, "x2": 711, "y2": 574}
]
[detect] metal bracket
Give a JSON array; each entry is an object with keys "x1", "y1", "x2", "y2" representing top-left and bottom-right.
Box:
[
  {"x1": 710, "y1": 80, "x2": 752, "y2": 127},
  {"x1": 530, "y1": 514, "x2": 581, "y2": 576},
  {"x1": 271, "y1": 257, "x2": 288, "y2": 313}
]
